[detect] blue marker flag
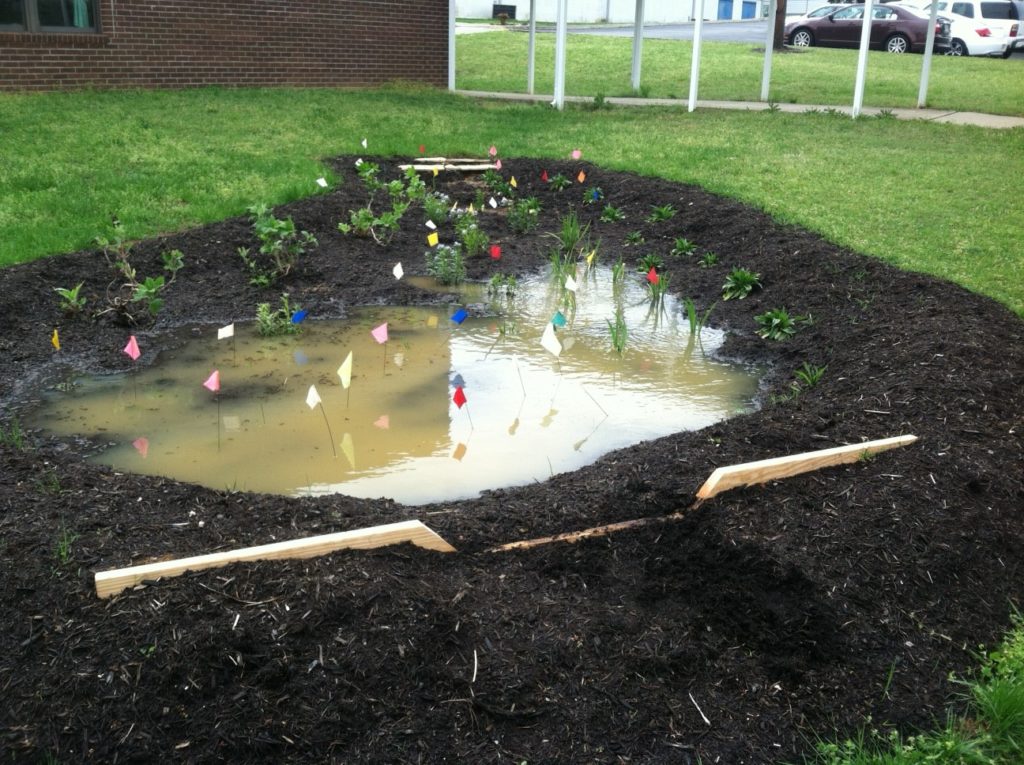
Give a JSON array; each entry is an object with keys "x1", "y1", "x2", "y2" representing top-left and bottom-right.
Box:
[
  {"x1": 451, "y1": 373, "x2": 466, "y2": 388},
  {"x1": 592, "y1": 189, "x2": 600, "y2": 201},
  {"x1": 552, "y1": 311, "x2": 567, "y2": 328},
  {"x1": 291, "y1": 309, "x2": 308, "y2": 324},
  {"x1": 451, "y1": 308, "x2": 468, "y2": 325}
]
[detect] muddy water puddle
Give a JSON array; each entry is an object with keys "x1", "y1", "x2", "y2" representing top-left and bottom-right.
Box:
[{"x1": 29, "y1": 268, "x2": 761, "y2": 504}]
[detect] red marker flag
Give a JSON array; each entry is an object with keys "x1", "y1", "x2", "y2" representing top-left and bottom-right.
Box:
[
  {"x1": 453, "y1": 386, "x2": 467, "y2": 409},
  {"x1": 419, "y1": 144, "x2": 426, "y2": 154},
  {"x1": 490, "y1": 244, "x2": 502, "y2": 260},
  {"x1": 646, "y1": 266, "x2": 660, "y2": 285},
  {"x1": 541, "y1": 169, "x2": 549, "y2": 182}
]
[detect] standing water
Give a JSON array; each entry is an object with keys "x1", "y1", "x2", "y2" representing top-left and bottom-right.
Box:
[{"x1": 28, "y1": 267, "x2": 760, "y2": 504}]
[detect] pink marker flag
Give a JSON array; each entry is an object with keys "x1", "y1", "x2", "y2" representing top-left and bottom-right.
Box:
[
  {"x1": 488, "y1": 145, "x2": 497, "y2": 157},
  {"x1": 495, "y1": 158, "x2": 502, "y2": 170},
  {"x1": 453, "y1": 386, "x2": 467, "y2": 409},
  {"x1": 374, "y1": 414, "x2": 390, "y2": 429},
  {"x1": 203, "y1": 369, "x2": 220, "y2": 393},
  {"x1": 123, "y1": 335, "x2": 140, "y2": 361},
  {"x1": 132, "y1": 437, "x2": 149, "y2": 459},
  {"x1": 572, "y1": 148, "x2": 582, "y2": 160},
  {"x1": 646, "y1": 266, "x2": 660, "y2": 285},
  {"x1": 371, "y1": 323, "x2": 389, "y2": 344}
]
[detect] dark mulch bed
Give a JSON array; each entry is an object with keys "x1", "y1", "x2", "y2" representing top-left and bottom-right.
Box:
[{"x1": 1, "y1": 157, "x2": 1022, "y2": 763}]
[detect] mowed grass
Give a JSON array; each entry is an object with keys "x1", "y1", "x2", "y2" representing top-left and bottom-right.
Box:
[
  {"x1": 457, "y1": 31, "x2": 1024, "y2": 117},
  {"x1": 2, "y1": 87, "x2": 1022, "y2": 315}
]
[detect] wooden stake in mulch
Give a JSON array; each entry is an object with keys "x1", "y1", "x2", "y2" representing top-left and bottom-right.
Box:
[
  {"x1": 95, "y1": 520, "x2": 456, "y2": 599},
  {"x1": 489, "y1": 435, "x2": 918, "y2": 552},
  {"x1": 694, "y1": 434, "x2": 918, "y2": 501}
]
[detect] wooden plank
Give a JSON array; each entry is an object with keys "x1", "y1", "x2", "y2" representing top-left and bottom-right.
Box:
[
  {"x1": 695, "y1": 434, "x2": 918, "y2": 500},
  {"x1": 489, "y1": 514, "x2": 685, "y2": 552},
  {"x1": 95, "y1": 520, "x2": 455, "y2": 599},
  {"x1": 399, "y1": 162, "x2": 497, "y2": 172}
]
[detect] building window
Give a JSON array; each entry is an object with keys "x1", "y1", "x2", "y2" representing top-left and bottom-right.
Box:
[{"x1": 0, "y1": 0, "x2": 98, "y2": 31}]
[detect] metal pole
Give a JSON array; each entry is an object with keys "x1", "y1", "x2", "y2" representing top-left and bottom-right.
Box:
[
  {"x1": 760, "y1": 0, "x2": 777, "y2": 101},
  {"x1": 852, "y1": 0, "x2": 875, "y2": 118},
  {"x1": 631, "y1": 0, "x2": 645, "y2": 92},
  {"x1": 918, "y1": 1, "x2": 939, "y2": 107},
  {"x1": 554, "y1": 0, "x2": 568, "y2": 109},
  {"x1": 528, "y1": 0, "x2": 537, "y2": 94},
  {"x1": 688, "y1": 0, "x2": 706, "y2": 112},
  {"x1": 448, "y1": 0, "x2": 456, "y2": 91}
]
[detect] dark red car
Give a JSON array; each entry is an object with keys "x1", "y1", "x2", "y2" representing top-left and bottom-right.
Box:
[{"x1": 785, "y1": 4, "x2": 952, "y2": 53}]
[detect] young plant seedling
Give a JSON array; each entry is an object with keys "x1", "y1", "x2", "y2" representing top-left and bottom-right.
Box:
[
  {"x1": 96, "y1": 222, "x2": 185, "y2": 324},
  {"x1": 670, "y1": 237, "x2": 697, "y2": 257},
  {"x1": 425, "y1": 243, "x2": 466, "y2": 285},
  {"x1": 755, "y1": 307, "x2": 803, "y2": 340},
  {"x1": 699, "y1": 252, "x2": 719, "y2": 268},
  {"x1": 624, "y1": 231, "x2": 645, "y2": 247},
  {"x1": 636, "y1": 253, "x2": 664, "y2": 273},
  {"x1": 722, "y1": 267, "x2": 762, "y2": 300},
  {"x1": 54, "y1": 283, "x2": 87, "y2": 314},
  {"x1": 584, "y1": 187, "x2": 604, "y2": 204},
  {"x1": 508, "y1": 197, "x2": 542, "y2": 234},
  {"x1": 607, "y1": 308, "x2": 628, "y2": 354},
  {"x1": 647, "y1": 204, "x2": 677, "y2": 223},
  {"x1": 600, "y1": 204, "x2": 625, "y2": 223},
  {"x1": 256, "y1": 294, "x2": 304, "y2": 337},
  {"x1": 548, "y1": 173, "x2": 572, "y2": 191}
]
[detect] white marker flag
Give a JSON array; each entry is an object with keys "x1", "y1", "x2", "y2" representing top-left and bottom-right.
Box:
[
  {"x1": 316, "y1": 177, "x2": 328, "y2": 188},
  {"x1": 393, "y1": 262, "x2": 404, "y2": 280},
  {"x1": 306, "y1": 384, "x2": 322, "y2": 410},
  {"x1": 565, "y1": 275, "x2": 578, "y2": 292},
  {"x1": 540, "y1": 322, "x2": 562, "y2": 358},
  {"x1": 217, "y1": 323, "x2": 235, "y2": 340}
]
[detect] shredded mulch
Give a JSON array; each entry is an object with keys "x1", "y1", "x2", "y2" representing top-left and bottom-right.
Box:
[{"x1": 1, "y1": 157, "x2": 1022, "y2": 763}]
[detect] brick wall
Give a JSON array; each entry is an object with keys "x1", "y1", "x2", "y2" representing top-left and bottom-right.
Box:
[{"x1": 0, "y1": 0, "x2": 449, "y2": 92}]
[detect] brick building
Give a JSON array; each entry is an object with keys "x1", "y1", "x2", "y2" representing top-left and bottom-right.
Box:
[{"x1": 0, "y1": 0, "x2": 449, "y2": 92}]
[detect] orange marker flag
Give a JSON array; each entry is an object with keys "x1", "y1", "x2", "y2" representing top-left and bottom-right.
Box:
[{"x1": 577, "y1": 170, "x2": 586, "y2": 183}]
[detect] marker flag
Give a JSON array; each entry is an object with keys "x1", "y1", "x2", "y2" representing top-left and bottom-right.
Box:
[
  {"x1": 132, "y1": 437, "x2": 149, "y2": 459},
  {"x1": 217, "y1": 323, "x2": 235, "y2": 340},
  {"x1": 586, "y1": 249, "x2": 596, "y2": 266},
  {"x1": 495, "y1": 158, "x2": 502, "y2": 170},
  {"x1": 340, "y1": 433, "x2": 356, "y2": 469},
  {"x1": 355, "y1": 158, "x2": 363, "y2": 167},
  {"x1": 488, "y1": 197, "x2": 498, "y2": 209},
  {"x1": 488, "y1": 145, "x2": 497, "y2": 157},
  {"x1": 123, "y1": 335, "x2": 141, "y2": 361},
  {"x1": 291, "y1": 309, "x2": 308, "y2": 324},
  {"x1": 361, "y1": 137, "x2": 368, "y2": 148},
  {"x1": 432, "y1": 166, "x2": 439, "y2": 177},
  {"x1": 426, "y1": 315, "x2": 439, "y2": 329},
  {"x1": 419, "y1": 144, "x2": 426, "y2": 154},
  {"x1": 540, "y1": 322, "x2": 562, "y2": 357},
  {"x1": 510, "y1": 176, "x2": 518, "y2": 188},
  {"x1": 203, "y1": 369, "x2": 220, "y2": 393},
  {"x1": 591, "y1": 188, "x2": 600, "y2": 202},
  {"x1": 306, "y1": 384, "x2": 322, "y2": 410},
  {"x1": 374, "y1": 414, "x2": 390, "y2": 429},
  {"x1": 452, "y1": 442, "x2": 468, "y2": 461},
  {"x1": 451, "y1": 308, "x2": 468, "y2": 325},
  {"x1": 451, "y1": 374, "x2": 466, "y2": 390},
  {"x1": 489, "y1": 244, "x2": 502, "y2": 260},
  {"x1": 337, "y1": 351, "x2": 353, "y2": 389},
  {"x1": 577, "y1": 170, "x2": 586, "y2": 183},
  {"x1": 565, "y1": 274, "x2": 578, "y2": 292},
  {"x1": 316, "y1": 177, "x2": 328, "y2": 188},
  {"x1": 541, "y1": 169, "x2": 549, "y2": 182},
  {"x1": 646, "y1": 266, "x2": 660, "y2": 285},
  {"x1": 51, "y1": 328, "x2": 60, "y2": 351},
  {"x1": 572, "y1": 148, "x2": 582, "y2": 160},
  {"x1": 425, "y1": 219, "x2": 437, "y2": 230},
  {"x1": 468, "y1": 204, "x2": 475, "y2": 214},
  {"x1": 453, "y1": 386, "x2": 467, "y2": 409},
  {"x1": 371, "y1": 322, "x2": 388, "y2": 344},
  {"x1": 552, "y1": 311, "x2": 567, "y2": 328},
  {"x1": 393, "y1": 262, "x2": 404, "y2": 280},
  {"x1": 427, "y1": 231, "x2": 439, "y2": 247}
]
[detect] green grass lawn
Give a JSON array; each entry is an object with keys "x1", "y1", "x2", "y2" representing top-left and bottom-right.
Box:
[
  {"x1": 457, "y1": 31, "x2": 1024, "y2": 117},
  {"x1": 2, "y1": 87, "x2": 1022, "y2": 314}
]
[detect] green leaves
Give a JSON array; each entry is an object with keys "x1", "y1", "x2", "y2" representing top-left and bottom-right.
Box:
[{"x1": 722, "y1": 267, "x2": 761, "y2": 300}]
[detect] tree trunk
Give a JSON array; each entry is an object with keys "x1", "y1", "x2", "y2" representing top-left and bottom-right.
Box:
[{"x1": 773, "y1": 0, "x2": 788, "y2": 49}]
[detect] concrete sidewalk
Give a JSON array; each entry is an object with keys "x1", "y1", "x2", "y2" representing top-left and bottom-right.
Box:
[{"x1": 455, "y1": 89, "x2": 1024, "y2": 129}]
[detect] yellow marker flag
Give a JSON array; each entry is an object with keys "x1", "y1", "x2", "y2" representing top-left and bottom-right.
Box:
[
  {"x1": 432, "y1": 166, "x2": 439, "y2": 177},
  {"x1": 427, "y1": 231, "x2": 439, "y2": 247},
  {"x1": 337, "y1": 351, "x2": 353, "y2": 389},
  {"x1": 426, "y1": 315, "x2": 439, "y2": 328},
  {"x1": 51, "y1": 328, "x2": 60, "y2": 351},
  {"x1": 340, "y1": 433, "x2": 356, "y2": 469},
  {"x1": 468, "y1": 204, "x2": 475, "y2": 214},
  {"x1": 586, "y1": 249, "x2": 596, "y2": 266},
  {"x1": 510, "y1": 176, "x2": 518, "y2": 188}
]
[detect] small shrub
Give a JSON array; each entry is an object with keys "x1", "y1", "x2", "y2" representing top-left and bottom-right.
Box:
[
  {"x1": 755, "y1": 307, "x2": 802, "y2": 340},
  {"x1": 647, "y1": 204, "x2": 676, "y2": 223},
  {"x1": 97, "y1": 222, "x2": 184, "y2": 323},
  {"x1": 551, "y1": 210, "x2": 589, "y2": 256},
  {"x1": 458, "y1": 219, "x2": 490, "y2": 259},
  {"x1": 600, "y1": 204, "x2": 625, "y2": 223},
  {"x1": 670, "y1": 237, "x2": 696, "y2": 257},
  {"x1": 426, "y1": 243, "x2": 466, "y2": 285},
  {"x1": 624, "y1": 231, "x2": 645, "y2": 247},
  {"x1": 481, "y1": 169, "x2": 514, "y2": 198},
  {"x1": 699, "y1": 252, "x2": 719, "y2": 268},
  {"x1": 247, "y1": 204, "x2": 317, "y2": 279},
  {"x1": 722, "y1": 267, "x2": 762, "y2": 300},
  {"x1": 256, "y1": 294, "x2": 303, "y2": 337},
  {"x1": 508, "y1": 197, "x2": 541, "y2": 233},
  {"x1": 422, "y1": 192, "x2": 451, "y2": 224},
  {"x1": 54, "y1": 283, "x2": 87, "y2": 314},
  {"x1": 548, "y1": 173, "x2": 571, "y2": 191}
]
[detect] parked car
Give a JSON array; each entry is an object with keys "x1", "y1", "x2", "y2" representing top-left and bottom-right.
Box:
[
  {"x1": 786, "y1": 3, "x2": 952, "y2": 53},
  {"x1": 924, "y1": 0, "x2": 1023, "y2": 55},
  {"x1": 791, "y1": 3, "x2": 850, "y2": 21}
]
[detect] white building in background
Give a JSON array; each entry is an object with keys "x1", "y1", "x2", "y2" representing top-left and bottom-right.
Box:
[{"x1": 459, "y1": 0, "x2": 766, "y2": 23}]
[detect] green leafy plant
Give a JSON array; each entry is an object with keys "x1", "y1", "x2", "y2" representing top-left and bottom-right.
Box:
[
  {"x1": 611, "y1": 256, "x2": 626, "y2": 285},
  {"x1": 487, "y1": 273, "x2": 518, "y2": 300},
  {"x1": 722, "y1": 267, "x2": 762, "y2": 300},
  {"x1": 481, "y1": 169, "x2": 514, "y2": 198},
  {"x1": 550, "y1": 210, "x2": 589, "y2": 257},
  {"x1": 646, "y1": 270, "x2": 670, "y2": 305},
  {"x1": 425, "y1": 243, "x2": 466, "y2": 285},
  {"x1": 54, "y1": 282, "x2": 87, "y2": 314},
  {"x1": 624, "y1": 230, "x2": 645, "y2": 246},
  {"x1": 338, "y1": 163, "x2": 416, "y2": 245},
  {"x1": 97, "y1": 223, "x2": 184, "y2": 323},
  {"x1": 794, "y1": 362, "x2": 827, "y2": 388},
  {"x1": 637, "y1": 253, "x2": 664, "y2": 273},
  {"x1": 699, "y1": 252, "x2": 719, "y2": 268},
  {"x1": 246, "y1": 203, "x2": 317, "y2": 279},
  {"x1": 548, "y1": 173, "x2": 571, "y2": 191},
  {"x1": 600, "y1": 204, "x2": 625, "y2": 223},
  {"x1": 755, "y1": 307, "x2": 802, "y2": 340},
  {"x1": 473, "y1": 188, "x2": 486, "y2": 211},
  {"x1": 508, "y1": 196, "x2": 542, "y2": 234},
  {"x1": 255, "y1": 294, "x2": 303, "y2": 337},
  {"x1": 132, "y1": 275, "x2": 168, "y2": 317},
  {"x1": 684, "y1": 298, "x2": 716, "y2": 336},
  {"x1": 453, "y1": 210, "x2": 489, "y2": 258},
  {"x1": 422, "y1": 192, "x2": 451, "y2": 225},
  {"x1": 0, "y1": 419, "x2": 27, "y2": 451},
  {"x1": 607, "y1": 308, "x2": 628, "y2": 354},
  {"x1": 647, "y1": 203, "x2": 677, "y2": 223},
  {"x1": 584, "y1": 187, "x2": 604, "y2": 204},
  {"x1": 670, "y1": 237, "x2": 696, "y2": 257},
  {"x1": 54, "y1": 523, "x2": 78, "y2": 566}
]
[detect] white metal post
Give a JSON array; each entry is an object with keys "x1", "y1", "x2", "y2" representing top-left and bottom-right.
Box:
[
  {"x1": 852, "y1": 0, "x2": 876, "y2": 118},
  {"x1": 631, "y1": 0, "x2": 646, "y2": 92},
  {"x1": 528, "y1": 0, "x2": 537, "y2": 94},
  {"x1": 448, "y1": 0, "x2": 456, "y2": 91},
  {"x1": 688, "y1": 0, "x2": 706, "y2": 112},
  {"x1": 918, "y1": 1, "x2": 939, "y2": 107},
  {"x1": 553, "y1": 0, "x2": 568, "y2": 109},
  {"x1": 760, "y1": 0, "x2": 777, "y2": 101}
]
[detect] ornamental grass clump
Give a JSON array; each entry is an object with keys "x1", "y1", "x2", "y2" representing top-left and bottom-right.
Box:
[{"x1": 722, "y1": 267, "x2": 762, "y2": 300}]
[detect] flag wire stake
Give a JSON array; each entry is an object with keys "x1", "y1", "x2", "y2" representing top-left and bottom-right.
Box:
[{"x1": 318, "y1": 402, "x2": 338, "y2": 458}]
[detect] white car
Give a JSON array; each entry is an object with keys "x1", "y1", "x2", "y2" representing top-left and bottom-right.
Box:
[{"x1": 917, "y1": 0, "x2": 1022, "y2": 55}]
